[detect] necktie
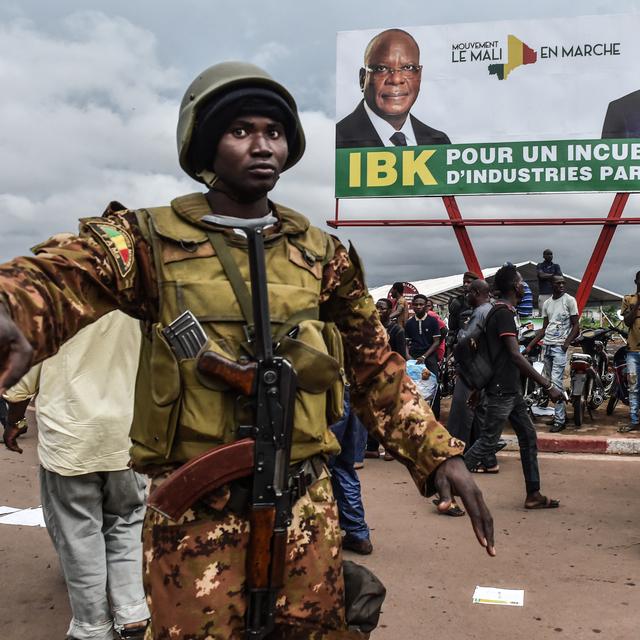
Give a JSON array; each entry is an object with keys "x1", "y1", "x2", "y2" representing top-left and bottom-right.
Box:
[{"x1": 390, "y1": 131, "x2": 407, "y2": 146}]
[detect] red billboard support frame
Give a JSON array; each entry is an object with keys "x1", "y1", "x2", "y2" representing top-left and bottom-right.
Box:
[{"x1": 327, "y1": 193, "x2": 634, "y2": 314}]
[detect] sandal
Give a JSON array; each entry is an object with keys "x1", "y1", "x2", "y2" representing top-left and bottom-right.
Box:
[
  {"x1": 432, "y1": 499, "x2": 466, "y2": 517},
  {"x1": 524, "y1": 496, "x2": 560, "y2": 510},
  {"x1": 117, "y1": 621, "x2": 150, "y2": 639},
  {"x1": 618, "y1": 424, "x2": 640, "y2": 433},
  {"x1": 470, "y1": 463, "x2": 500, "y2": 474}
]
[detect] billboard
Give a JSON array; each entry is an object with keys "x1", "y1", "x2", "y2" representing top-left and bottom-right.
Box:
[{"x1": 335, "y1": 14, "x2": 640, "y2": 197}]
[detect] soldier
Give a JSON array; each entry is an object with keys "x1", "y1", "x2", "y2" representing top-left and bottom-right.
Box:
[{"x1": 0, "y1": 62, "x2": 494, "y2": 639}]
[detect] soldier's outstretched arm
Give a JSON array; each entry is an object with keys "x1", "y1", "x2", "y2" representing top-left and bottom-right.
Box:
[
  {"x1": 0, "y1": 203, "x2": 156, "y2": 371},
  {"x1": 320, "y1": 239, "x2": 495, "y2": 556}
]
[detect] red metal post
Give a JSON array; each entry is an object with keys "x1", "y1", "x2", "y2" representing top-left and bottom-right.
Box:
[
  {"x1": 575, "y1": 192, "x2": 630, "y2": 314},
  {"x1": 442, "y1": 196, "x2": 483, "y2": 277}
]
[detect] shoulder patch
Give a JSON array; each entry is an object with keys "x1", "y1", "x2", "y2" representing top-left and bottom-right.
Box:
[{"x1": 86, "y1": 221, "x2": 134, "y2": 278}]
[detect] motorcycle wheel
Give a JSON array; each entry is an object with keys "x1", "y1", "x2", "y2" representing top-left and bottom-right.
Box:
[
  {"x1": 572, "y1": 395, "x2": 584, "y2": 427},
  {"x1": 606, "y1": 393, "x2": 618, "y2": 416}
]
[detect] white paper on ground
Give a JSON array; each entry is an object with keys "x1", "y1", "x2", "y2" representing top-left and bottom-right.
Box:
[
  {"x1": 0, "y1": 506, "x2": 46, "y2": 527},
  {"x1": 473, "y1": 586, "x2": 524, "y2": 607},
  {"x1": 0, "y1": 506, "x2": 20, "y2": 515}
]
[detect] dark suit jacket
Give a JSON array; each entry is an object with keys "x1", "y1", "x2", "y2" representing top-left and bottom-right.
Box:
[
  {"x1": 336, "y1": 100, "x2": 450, "y2": 148},
  {"x1": 602, "y1": 90, "x2": 640, "y2": 139}
]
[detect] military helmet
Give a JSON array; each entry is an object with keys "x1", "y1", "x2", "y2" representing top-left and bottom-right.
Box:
[{"x1": 177, "y1": 61, "x2": 306, "y2": 184}]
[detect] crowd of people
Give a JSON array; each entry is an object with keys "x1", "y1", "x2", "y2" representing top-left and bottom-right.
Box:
[{"x1": 362, "y1": 251, "x2": 640, "y2": 521}]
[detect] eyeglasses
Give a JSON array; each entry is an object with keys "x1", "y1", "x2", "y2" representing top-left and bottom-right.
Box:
[{"x1": 364, "y1": 64, "x2": 422, "y2": 78}]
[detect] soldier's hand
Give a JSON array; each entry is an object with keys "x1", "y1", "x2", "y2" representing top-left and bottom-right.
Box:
[
  {"x1": 3, "y1": 425, "x2": 23, "y2": 454},
  {"x1": 0, "y1": 308, "x2": 32, "y2": 395},
  {"x1": 433, "y1": 456, "x2": 496, "y2": 557}
]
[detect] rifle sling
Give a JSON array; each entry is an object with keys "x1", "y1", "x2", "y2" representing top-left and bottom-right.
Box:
[{"x1": 206, "y1": 231, "x2": 254, "y2": 330}]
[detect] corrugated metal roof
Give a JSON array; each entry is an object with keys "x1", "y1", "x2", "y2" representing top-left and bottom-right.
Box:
[{"x1": 369, "y1": 261, "x2": 622, "y2": 310}]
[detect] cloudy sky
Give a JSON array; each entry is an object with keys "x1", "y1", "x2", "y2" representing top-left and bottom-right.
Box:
[{"x1": 1, "y1": 0, "x2": 639, "y2": 294}]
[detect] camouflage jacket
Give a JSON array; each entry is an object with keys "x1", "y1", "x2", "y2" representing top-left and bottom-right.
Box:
[{"x1": 0, "y1": 199, "x2": 463, "y2": 492}]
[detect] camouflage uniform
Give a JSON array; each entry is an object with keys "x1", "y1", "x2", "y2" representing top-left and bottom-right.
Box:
[{"x1": 0, "y1": 200, "x2": 463, "y2": 639}]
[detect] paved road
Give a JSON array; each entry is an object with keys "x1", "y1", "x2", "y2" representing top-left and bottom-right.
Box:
[
  {"x1": 0, "y1": 425, "x2": 638, "y2": 639},
  {"x1": 354, "y1": 451, "x2": 639, "y2": 640}
]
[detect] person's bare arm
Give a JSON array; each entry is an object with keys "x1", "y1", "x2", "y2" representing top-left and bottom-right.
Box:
[
  {"x1": 503, "y1": 334, "x2": 562, "y2": 401},
  {"x1": 563, "y1": 315, "x2": 580, "y2": 351},
  {"x1": 0, "y1": 310, "x2": 33, "y2": 395},
  {"x1": 525, "y1": 317, "x2": 549, "y2": 353},
  {"x1": 623, "y1": 297, "x2": 640, "y2": 328},
  {"x1": 389, "y1": 300, "x2": 405, "y2": 320},
  {"x1": 537, "y1": 269, "x2": 554, "y2": 282},
  {"x1": 422, "y1": 335, "x2": 441, "y2": 360}
]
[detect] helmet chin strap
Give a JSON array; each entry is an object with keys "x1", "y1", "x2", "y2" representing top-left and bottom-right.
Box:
[{"x1": 196, "y1": 169, "x2": 219, "y2": 188}]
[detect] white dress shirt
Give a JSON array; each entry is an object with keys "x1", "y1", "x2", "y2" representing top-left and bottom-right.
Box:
[{"x1": 363, "y1": 101, "x2": 417, "y2": 147}]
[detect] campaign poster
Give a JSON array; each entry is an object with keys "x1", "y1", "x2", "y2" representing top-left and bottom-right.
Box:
[{"x1": 335, "y1": 14, "x2": 640, "y2": 197}]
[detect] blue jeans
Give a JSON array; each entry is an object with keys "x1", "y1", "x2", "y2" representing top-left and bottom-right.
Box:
[
  {"x1": 353, "y1": 421, "x2": 367, "y2": 464},
  {"x1": 543, "y1": 345, "x2": 568, "y2": 423},
  {"x1": 627, "y1": 351, "x2": 640, "y2": 425},
  {"x1": 328, "y1": 391, "x2": 370, "y2": 541},
  {"x1": 464, "y1": 392, "x2": 541, "y2": 495}
]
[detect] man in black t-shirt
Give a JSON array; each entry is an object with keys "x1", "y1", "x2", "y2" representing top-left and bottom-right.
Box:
[
  {"x1": 405, "y1": 294, "x2": 441, "y2": 373},
  {"x1": 464, "y1": 265, "x2": 563, "y2": 510},
  {"x1": 536, "y1": 249, "x2": 562, "y2": 314}
]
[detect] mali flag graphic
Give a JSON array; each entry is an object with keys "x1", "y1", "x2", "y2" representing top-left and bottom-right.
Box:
[{"x1": 489, "y1": 35, "x2": 537, "y2": 80}]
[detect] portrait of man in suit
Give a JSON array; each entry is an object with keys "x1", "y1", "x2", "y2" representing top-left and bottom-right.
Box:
[
  {"x1": 336, "y1": 28, "x2": 450, "y2": 149},
  {"x1": 602, "y1": 89, "x2": 640, "y2": 139}
]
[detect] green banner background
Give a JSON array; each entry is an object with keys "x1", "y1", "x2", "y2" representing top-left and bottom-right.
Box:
[{"x1": 335, "y1": 138, "x2": 640, "y2": 198}]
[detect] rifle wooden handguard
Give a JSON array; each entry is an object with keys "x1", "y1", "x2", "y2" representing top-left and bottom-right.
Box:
[{"x1": 147, "y1": 438, "x2": 254, "y2": 521}]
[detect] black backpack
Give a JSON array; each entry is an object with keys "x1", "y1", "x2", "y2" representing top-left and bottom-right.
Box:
[{"x1": 453, "y1": 303, "x2": 506, "y2": 391}]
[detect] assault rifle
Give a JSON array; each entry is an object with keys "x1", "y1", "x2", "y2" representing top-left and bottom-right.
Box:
[{"x1": 148, "y1": 215, "x2": 298, "y2": 640}]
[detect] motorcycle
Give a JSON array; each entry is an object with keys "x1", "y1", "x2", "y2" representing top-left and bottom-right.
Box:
[
  {"x1": 519, "y1": 327, "x2": 548, "y2": 413},
  {"x1": 606, "y1": 337, "x2": 630, "y2": 416},
  {"x1": 569, "y1": 327, "x2": 624, "y2": 426}
]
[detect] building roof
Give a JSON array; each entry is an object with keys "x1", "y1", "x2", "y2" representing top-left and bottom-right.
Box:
[{"x1": 369, "y1": 261, "x2": 622, "y2": 309}]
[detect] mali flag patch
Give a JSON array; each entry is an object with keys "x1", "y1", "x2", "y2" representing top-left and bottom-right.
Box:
[{"x1": 87, "y1": 222, "x2": 134, "y2": 278}]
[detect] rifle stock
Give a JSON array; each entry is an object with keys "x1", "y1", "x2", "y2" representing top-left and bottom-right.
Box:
[{"x1": 197, "y1": 350, "x2": 257, "y2": 396}]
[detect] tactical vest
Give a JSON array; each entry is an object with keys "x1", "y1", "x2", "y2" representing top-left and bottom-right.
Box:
[{"x1": 129, "y1": 193, "x2": 344, "y2": 469}]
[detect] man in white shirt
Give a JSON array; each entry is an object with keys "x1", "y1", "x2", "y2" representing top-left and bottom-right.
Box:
[
  {"x1": 3, "y1": 311, "x2": 149, "y2": 640},
  {"x1": 525, "y1": 276, "x2": 580, "y2": 432},
  {"x1": 336, "y1": 28, "x2": 450, "y2": 148}
]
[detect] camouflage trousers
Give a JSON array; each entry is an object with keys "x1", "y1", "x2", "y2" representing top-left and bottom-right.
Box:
[{"x1": 143, "y1": 470, "x2": 366, "y2": 640}]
